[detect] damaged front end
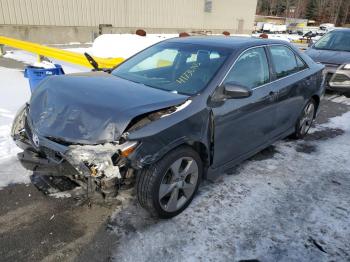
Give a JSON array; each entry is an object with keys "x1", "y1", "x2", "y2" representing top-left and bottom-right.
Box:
[{"x1": 12, "y1": 104, "x2": 139, "y2": 198}]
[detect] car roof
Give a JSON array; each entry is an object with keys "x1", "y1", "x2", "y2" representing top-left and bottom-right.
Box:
[
  {"x1": 165, "y1": 36, "x2": 287, "y2": 49},
  {"x1": 329, "y1": 28, "x2": 350, "y2": 33}
]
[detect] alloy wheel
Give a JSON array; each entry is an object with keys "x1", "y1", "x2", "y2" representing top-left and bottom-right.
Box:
[
  {"x1": 158, "y1": 157, "x2": 199, "y2": 212},
  {"x1": 299, "y1": 102, "x2": 315, "y2": 136}
]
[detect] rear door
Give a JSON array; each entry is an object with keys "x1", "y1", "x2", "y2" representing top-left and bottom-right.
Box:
[
  {"x1": 211, "y1": 47, "x2": 277, "y2": 168},
  {"x1": 267, "y1": 45, "x2": 310, "y2": 137}
]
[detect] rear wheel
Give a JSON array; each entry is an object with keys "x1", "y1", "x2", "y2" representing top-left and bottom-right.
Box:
[
  {"x1": 292, "y1": 99, "x2": 316, "y2": 139},
  {"x1": 136, "y1": 146, "x2": 202, "y2": 218}
]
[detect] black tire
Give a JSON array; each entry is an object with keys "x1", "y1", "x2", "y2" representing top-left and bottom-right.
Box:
[
  {"x1": 292, "y1": 98, "x2": 316, "y2": 139},
  {"x1": 136, "y1": 146, "x2": 202, "y2": 218}
]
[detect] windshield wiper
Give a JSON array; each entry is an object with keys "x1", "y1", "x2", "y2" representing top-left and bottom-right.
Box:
[
  {"x1": 84, "y1": 52, "x2": 99, "y2": 70},
  {"x1": 84, "y1": 52, "x2": 112, "y2": 73}
]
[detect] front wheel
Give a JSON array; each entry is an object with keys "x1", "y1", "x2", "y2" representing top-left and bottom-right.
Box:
[
  {"x1": 136, "y1": 146, "x2": 202, "y2": 218},
  {"x1": 292, "y1": 99, "x2": 316, "y2": 139}
]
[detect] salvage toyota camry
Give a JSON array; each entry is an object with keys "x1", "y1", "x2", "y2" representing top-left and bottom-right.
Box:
[{"x1": 12, "y1": 37, "x2": 325, "y2": 218}]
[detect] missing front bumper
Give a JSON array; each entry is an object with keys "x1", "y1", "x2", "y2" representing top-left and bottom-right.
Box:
[
  {"x1": 13, "y1": 119, "x2": 135, "y2": 199},
  {"x1": 17, "y1": 147, "x2": 127, "y2": 198},
  {"x1": 12, "y1": 103, "x2": 140, "y2": 198}
]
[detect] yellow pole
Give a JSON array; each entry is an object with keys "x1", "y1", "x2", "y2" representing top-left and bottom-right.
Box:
[{"x1": 0, "y1": 36, "x2": 124, "y2": 69}]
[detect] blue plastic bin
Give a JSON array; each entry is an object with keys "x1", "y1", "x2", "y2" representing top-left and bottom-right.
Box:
[{"x1": 24, "y1": 64, "x2": 65, "y2": 92}]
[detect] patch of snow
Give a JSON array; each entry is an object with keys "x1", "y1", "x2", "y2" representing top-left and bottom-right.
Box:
[
  {"x1": 321, "y1": 111, "x2": 350, "y2": 131},
  {"x1": 0, "y1": 67, "x2": 30, "y2": 113},
  {"x1": 0, "y1": 157, "x2": 31, "y2": 189},
  {"x1": 49, "y1": 192, "x2": 72, "y2": 198},
  {"x1": 0, "y1": 67, "x2": 32, "y2": 187},
  {"x1": 325, "y1": 94, "x2": 350, "y2": 106},
  {"x1": 0, "y1": 125, "x2": 21, "y2": 161},
  {"x1": 91, "y1": 34, "x2": 177, "y2": 59},
  {"x1": 4, "y1": 50, "x2": 90, "y2": 74},
  {"x1": 32, "y1": 61, "x2": 56, "y2": 69},
  {"x1": 231, "y1": 34, "x2": 251, "y2": 38},
  {"x1": 111, "y1": 110, "x2": 350, "y2": 262},
  {"x1": 63, "y1": 47, "x2": 93, "y2": 54},
  {"x1": 4, "y1": 51, "x2": 37, "y2": 66},
  {"x1": 252, "y1": 33, "x2": 301, "y2": 43}
]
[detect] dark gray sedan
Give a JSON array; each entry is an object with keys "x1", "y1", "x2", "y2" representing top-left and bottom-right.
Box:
[
  {"x1": 306, "y1": 28, "x2": 350, "y2": 96},
  {"x1": 12, "y1": 37, "x2": 324, "y2": 218}
]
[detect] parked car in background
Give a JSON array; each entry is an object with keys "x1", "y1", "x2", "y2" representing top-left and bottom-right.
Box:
[
  {"x1": 12, "y1": 37, "x2": 324, "y2": 218},
  {"x1": 306, "y1": 28, "x2": 350, "y2": 97}
]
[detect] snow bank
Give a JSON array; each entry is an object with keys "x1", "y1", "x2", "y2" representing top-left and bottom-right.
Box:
[
  {"x1": 0, "y1": 67, "x2": 32, "y2": 187},
  {"x1": 252, "y1": 33, "x2": 301, "y2": 42},
  {"x1": 0, "y1": 67, "x2": 30, "y2": 161},
  {"x1": 91, "y1": 34, "x2": 177, "y2": 58},
  {"x1": 0, "y1": 156, "x2": 31, "y2": 189},
  {"x1": 4, "y1": 50, "x2": 90, "y2": 74},
  {"x1": 0, "y1": 67, "x2": 30, "y2": 115}
]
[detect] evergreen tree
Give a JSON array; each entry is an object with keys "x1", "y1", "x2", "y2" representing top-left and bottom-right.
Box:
[{"x1": 305, "y1": 0, "x2": 318, "y2": 20}]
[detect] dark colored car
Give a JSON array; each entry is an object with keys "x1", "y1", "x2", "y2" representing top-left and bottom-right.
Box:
[
  {"x1": 306, "y1": 29, "x2": 350, "y2": 96},
  {"x1": 12, "y1": 37, "x2": 324, "y2": 218}
]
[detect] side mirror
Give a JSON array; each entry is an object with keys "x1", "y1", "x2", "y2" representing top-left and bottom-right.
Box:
[{"x1": 223, "y1": 82, "x2": 252, "y2": 99}]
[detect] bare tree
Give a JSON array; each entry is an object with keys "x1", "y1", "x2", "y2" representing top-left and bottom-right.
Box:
[{"x1": 256, "y1": 0, "x2": 350, "y2": 26}]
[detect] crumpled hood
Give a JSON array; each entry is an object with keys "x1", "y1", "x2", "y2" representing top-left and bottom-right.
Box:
[
  {"x1": 28, "y1": 72, "x2": 188, "y2": 144},
  {"x1": 305, "y1": 48, "x2": 350, "y2": 65}
]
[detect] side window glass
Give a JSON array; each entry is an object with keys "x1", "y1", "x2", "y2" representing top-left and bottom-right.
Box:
[
  {"x1": 224, "y1": 47, "x2": 270, "y2": 89},
  {"x1": 269, "y1": 45, "x2": 299, "y2": 78}
]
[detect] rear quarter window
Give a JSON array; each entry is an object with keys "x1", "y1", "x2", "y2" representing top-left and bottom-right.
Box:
[{"x1": 269, "y1": 45, "x2": 307, "y2": 79}]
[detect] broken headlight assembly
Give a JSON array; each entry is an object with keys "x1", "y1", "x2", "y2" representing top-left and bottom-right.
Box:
[{"x1": 65, "y1": 141, "x2": 138, "y2": 179}]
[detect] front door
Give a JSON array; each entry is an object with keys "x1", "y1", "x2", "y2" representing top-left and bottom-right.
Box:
[{"x1": 211, "y1": 47, "x2": 276, "y2": 168}]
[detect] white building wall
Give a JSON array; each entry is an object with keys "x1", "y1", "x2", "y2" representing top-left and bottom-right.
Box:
[{"x1": 0, "y1": 0, "x2": 257, "y2": 33}]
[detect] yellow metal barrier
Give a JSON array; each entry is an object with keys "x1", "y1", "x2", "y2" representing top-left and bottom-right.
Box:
[
  {"x1": 0, "y1": 36, "x2": 124, "y2": 69},
  {"x1": 291, "y1": 38, "x2": 309, "y2": 44}
]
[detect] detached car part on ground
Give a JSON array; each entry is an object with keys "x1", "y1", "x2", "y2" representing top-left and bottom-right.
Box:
[
  {"x1": 306, "y1": 28, "x2": 350, "y2": 97},
  {"x1": 12, "y1": 37, "x2": 324, "y2": 218}
]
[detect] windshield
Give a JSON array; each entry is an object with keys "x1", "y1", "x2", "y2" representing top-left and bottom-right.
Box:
[
  {"x1": 314, "y1": 31, "x2": 350, "y2": 52},
  {"x1": 112, "y1": 41, "x2": 232, "y2": 95}
]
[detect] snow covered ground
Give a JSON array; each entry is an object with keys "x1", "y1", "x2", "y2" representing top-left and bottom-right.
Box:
[
  {"x1": 0, "y1": 68, "x2": 30, "y2": 188},
  {"x1": 251, "y1": 33, "x2": 302, "y2": 43},
  {"x1": 108, "y1": 111, "x2": 350, "y2": 262}
]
